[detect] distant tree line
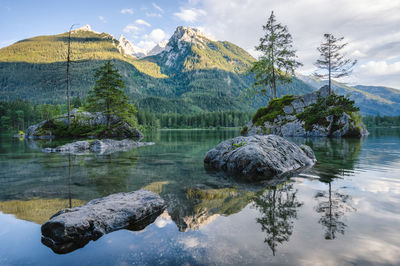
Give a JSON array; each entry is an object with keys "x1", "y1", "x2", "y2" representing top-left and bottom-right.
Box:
[
  {"x1": 0, "y1": 99, "x2": 252, "y2": 132},
  {"x1": 137, "y1": 110, "x2": 252, "y2": 129},
  {"x1": 0, "y1": 98, "x2": 83, "y2": 132},
  {"x1": 362, "y1": 115, "x2": 400, "y2": 127}
]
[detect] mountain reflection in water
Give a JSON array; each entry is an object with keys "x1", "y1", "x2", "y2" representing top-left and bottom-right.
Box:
[{"x1": 0, "y1": 128, "x2": 399, "y2": 265}]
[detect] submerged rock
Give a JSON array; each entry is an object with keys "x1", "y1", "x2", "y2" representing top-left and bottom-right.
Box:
[
  {"x1": 41, "y1": 190, "x2": 166, "y2": 254},
  {"x1": 245, "y1": 86, "x2": 369, "y2": 137},
  {"x1": 43, "y1": 139, "x2": 154, "y2": 155},
  {"x1": 204, "y1": 135, "x2": 316, "y2": 181}
]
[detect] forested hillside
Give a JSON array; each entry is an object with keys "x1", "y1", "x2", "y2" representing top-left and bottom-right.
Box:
[
  {"x1": 0, "y1": 26, "x2": 314, "y2": 113},
  {"x1": 299, "y1": 75, "x2": 400, "y2": 116}
]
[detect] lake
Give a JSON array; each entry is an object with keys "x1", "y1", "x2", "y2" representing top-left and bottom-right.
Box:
[{"x1": 1, "y1": 128, "x2": 400, "y2": 265}]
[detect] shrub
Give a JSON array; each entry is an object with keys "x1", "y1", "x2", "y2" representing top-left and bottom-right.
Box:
[{"x1": 296, "y1": 94, "x2": 360, "y2": 132}]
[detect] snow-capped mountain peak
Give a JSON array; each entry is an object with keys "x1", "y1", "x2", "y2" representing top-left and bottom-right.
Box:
[
  {"x1": 148, "y1": 40, "x2": 169, "y2": 56},
  {"x1": 117, "y1": 34, "x2": 147, "y2": 58},
  {"x1": 72, "y1": 24, "x2": 100, "y2": 34}
]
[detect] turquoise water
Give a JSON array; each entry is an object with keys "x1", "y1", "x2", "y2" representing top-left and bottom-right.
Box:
[{"x1": 0, "y1": 128, "x2": 400, "y2": 265}]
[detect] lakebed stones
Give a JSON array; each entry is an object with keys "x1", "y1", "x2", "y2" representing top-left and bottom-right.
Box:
[
  {"x1": 204, "y1": 135, "x2": 316, "y2": 181},
  {"x1": 41, "y1": 190, "x2": 166, "y2": 254},
  {"x1": 43, "y1": 139, "x2": 154, "y2": 155}
]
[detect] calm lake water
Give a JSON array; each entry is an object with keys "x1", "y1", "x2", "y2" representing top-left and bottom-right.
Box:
[{"x1": 0, "y1": 128, "x2": 400, "y2": 265}]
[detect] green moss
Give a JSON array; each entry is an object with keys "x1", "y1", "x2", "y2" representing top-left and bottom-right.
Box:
[
  {"x1": 233, "y1": 142, "x2": 246, "y2": 149},
  {"x1": 296, "y1": 94, "x2": 360, "y2": 132},
  {"x1": 40, "y1": 119, "x2": 107, "y2": 138},
  {"x1": 252, "y1": 95, "x2": 297, "y2": 126}
]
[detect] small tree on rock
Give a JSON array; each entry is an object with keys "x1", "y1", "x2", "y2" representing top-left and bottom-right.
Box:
[
  {"x1": 87, "y1": 61, "x2": 137, "y2": 129},
  {"x1": 251, "y1": 11, "x2": 302, "y2": 99},
  {"x1": 314, "y1": 34, "x2": 357, "y2": 95}
]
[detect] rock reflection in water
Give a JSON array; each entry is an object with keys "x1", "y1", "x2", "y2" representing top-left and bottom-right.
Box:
[{"x1": 42, "y1": 207, "x2": 165, "y2": 254}]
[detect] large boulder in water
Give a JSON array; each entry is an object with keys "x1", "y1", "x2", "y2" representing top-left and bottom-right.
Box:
[
  {"x1": 204, "y1": 135, "x2": 316, "y2": 181},
  {"x1": 243, "y1": 86, "x2": 369, "y2": 138},
  {"x1": 41, "y1": 190, "x2": 166, "y2": 254}
]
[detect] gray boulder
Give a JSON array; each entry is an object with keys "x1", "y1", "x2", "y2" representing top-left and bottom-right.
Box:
[
  {"x1": 44, "y1": 139, "x2": 154, "y2": 155},
  {"x1": 204, "y1": 135, "x2": 316, "y2": 181},
  {"x1": 89, "y1": 139, "x2": 154, "y2": 154},
  {"x1": 41, "y1": 190, "x2": 166, "y2": 254}
]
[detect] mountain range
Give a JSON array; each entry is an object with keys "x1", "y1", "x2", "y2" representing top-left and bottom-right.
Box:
[
  {"x1": 298, "y1": 75, "x2": 400, "y2": 116},
  {"x1": 0, "y1": 24, "x2": 398, "y2": 115},
  {"x1": 0, "y1": 25, "x2": 313, "y2": 113}
]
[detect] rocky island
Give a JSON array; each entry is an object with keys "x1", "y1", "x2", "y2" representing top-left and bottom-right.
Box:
[
  {"x1": 26, "y1": 109, "x2": 143, "y2": 139},
  {"x1": 242, "y1": 86, "x2": 369, "y2": 137}
]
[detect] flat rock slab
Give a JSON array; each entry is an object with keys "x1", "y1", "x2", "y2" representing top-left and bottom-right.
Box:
[
  {"x1": 43, "y1": 139, "x2": 154, "y2": 155},
  {"x1": 204, "y1": 135, "x2": 316, "y2": 181},
  {"x1": 41, "y1": 190, "x2": 166, "y2": 254}
]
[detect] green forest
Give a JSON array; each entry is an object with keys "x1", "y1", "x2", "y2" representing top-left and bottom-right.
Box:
[
  {"x1": 0, "y1": 99, "x2": 252, "y2": 132},
  {"x1": 1, "y1": 99, "x2": 398, "y2": 133}
]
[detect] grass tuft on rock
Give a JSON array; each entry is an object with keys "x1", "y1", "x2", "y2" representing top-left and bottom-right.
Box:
[{"x1": 252, "y1": 95, "x2": 297, "y2": 126}]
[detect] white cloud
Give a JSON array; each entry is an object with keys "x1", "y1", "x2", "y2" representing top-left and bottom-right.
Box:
[
  {"x1": 123, "y1": 24, "x2": 141, "y2": 34},
  {"x1": 146, "y1": 12, "x2": 162, "y2": 18},
  {"x1": 135, "y1": 19, "x2": 151, "y2": 27},
  {"x1": 136, "y1": 28, "x2": 168, "y2": 50},
  {"x1": 192, "y1": 0, "x2": 400, "y2": 88},
  {"x1": 360, "y1": 61, "x2": 400, "y2": 76},
  {"x1": 120, "y1": 8, "x2": 134, "y2": 15},
  {"x1": 174, "y1": 8, "x2": 206, "y2": 22},
  {"x1": 149, "y1": 28, "x2": 166, "y2": 42},
  {"x1": 152, "y1": 3, "x2": 164, "y2": 13},
  {"x1": 98, "y1": 16, "x2": 106, "y2": 23},
  {"x1": 137, "y1": 40, "x2": 157, "y2": 50}
]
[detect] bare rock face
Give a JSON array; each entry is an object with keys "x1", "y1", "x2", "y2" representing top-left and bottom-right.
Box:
[
  {"x1": 41, "y1": 190, "x2": 166, "y2": 254},
  {"x1": 204, "y1": 135, "x2": 316, "y2": 181}
]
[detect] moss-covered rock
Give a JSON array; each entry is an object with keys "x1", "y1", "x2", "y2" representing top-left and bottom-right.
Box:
[
  {"x1": 246, "y1": 86, "x2": 368, "y2": 138},
  {"x1": 26, "y1": 109, "x2": 143, "y2": 139}
]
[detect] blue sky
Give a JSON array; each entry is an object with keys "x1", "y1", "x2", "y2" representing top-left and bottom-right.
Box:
[
  {"x1": 1, "y1": 0, "x2": 400, "y2": 88},
  {"x1": 0, "y1": 0, "x2": 191, "y2": 49}
]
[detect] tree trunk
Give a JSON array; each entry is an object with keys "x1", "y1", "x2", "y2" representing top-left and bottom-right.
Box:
[
  {"x1": 328, "y1": 37, "x2": 332, "y2": 96},
  {"x1": 271, "y1": 46, "x2": 277, "y2": 99},
  {"x1": 106, "y1": 101, "x2": 110, "y2": 130},
  {"x1": 66, "y1": 25, "x2": 74, "y2": 127}
]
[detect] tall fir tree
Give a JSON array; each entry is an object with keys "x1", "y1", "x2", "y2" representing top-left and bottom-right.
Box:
[
  {"x1": 87, "y1": 61, "x2": 137, "y2": 129},
  {"x1": 314, "y1": 34, "x2": 357, "y2": 95},
  {"x1": 251, "y1": 11, "x2": 302, "y2": 99}
]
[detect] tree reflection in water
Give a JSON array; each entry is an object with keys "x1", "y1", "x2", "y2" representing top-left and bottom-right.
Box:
[
  {"x1": 253, "y1": 182, "x2": 302, "y2": 255},
  {"x1": 315, "y1": 179, "x2": 355, "y2": 240}
]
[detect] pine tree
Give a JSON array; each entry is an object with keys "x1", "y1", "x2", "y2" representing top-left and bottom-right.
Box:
[
  {"x1": 86, "y1": 61, "x2": 137, "y2": 129},
  {"x1": 314, "y1": 34, "x2": 357, "y2": 95},
  {"x1": 251, "y1": 11, "x2": 302, "y2": 99}
]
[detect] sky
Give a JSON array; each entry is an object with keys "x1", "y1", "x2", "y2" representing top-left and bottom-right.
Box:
[{"x1": 1, "y1": 0, "x2": 399, "y2": 89}]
